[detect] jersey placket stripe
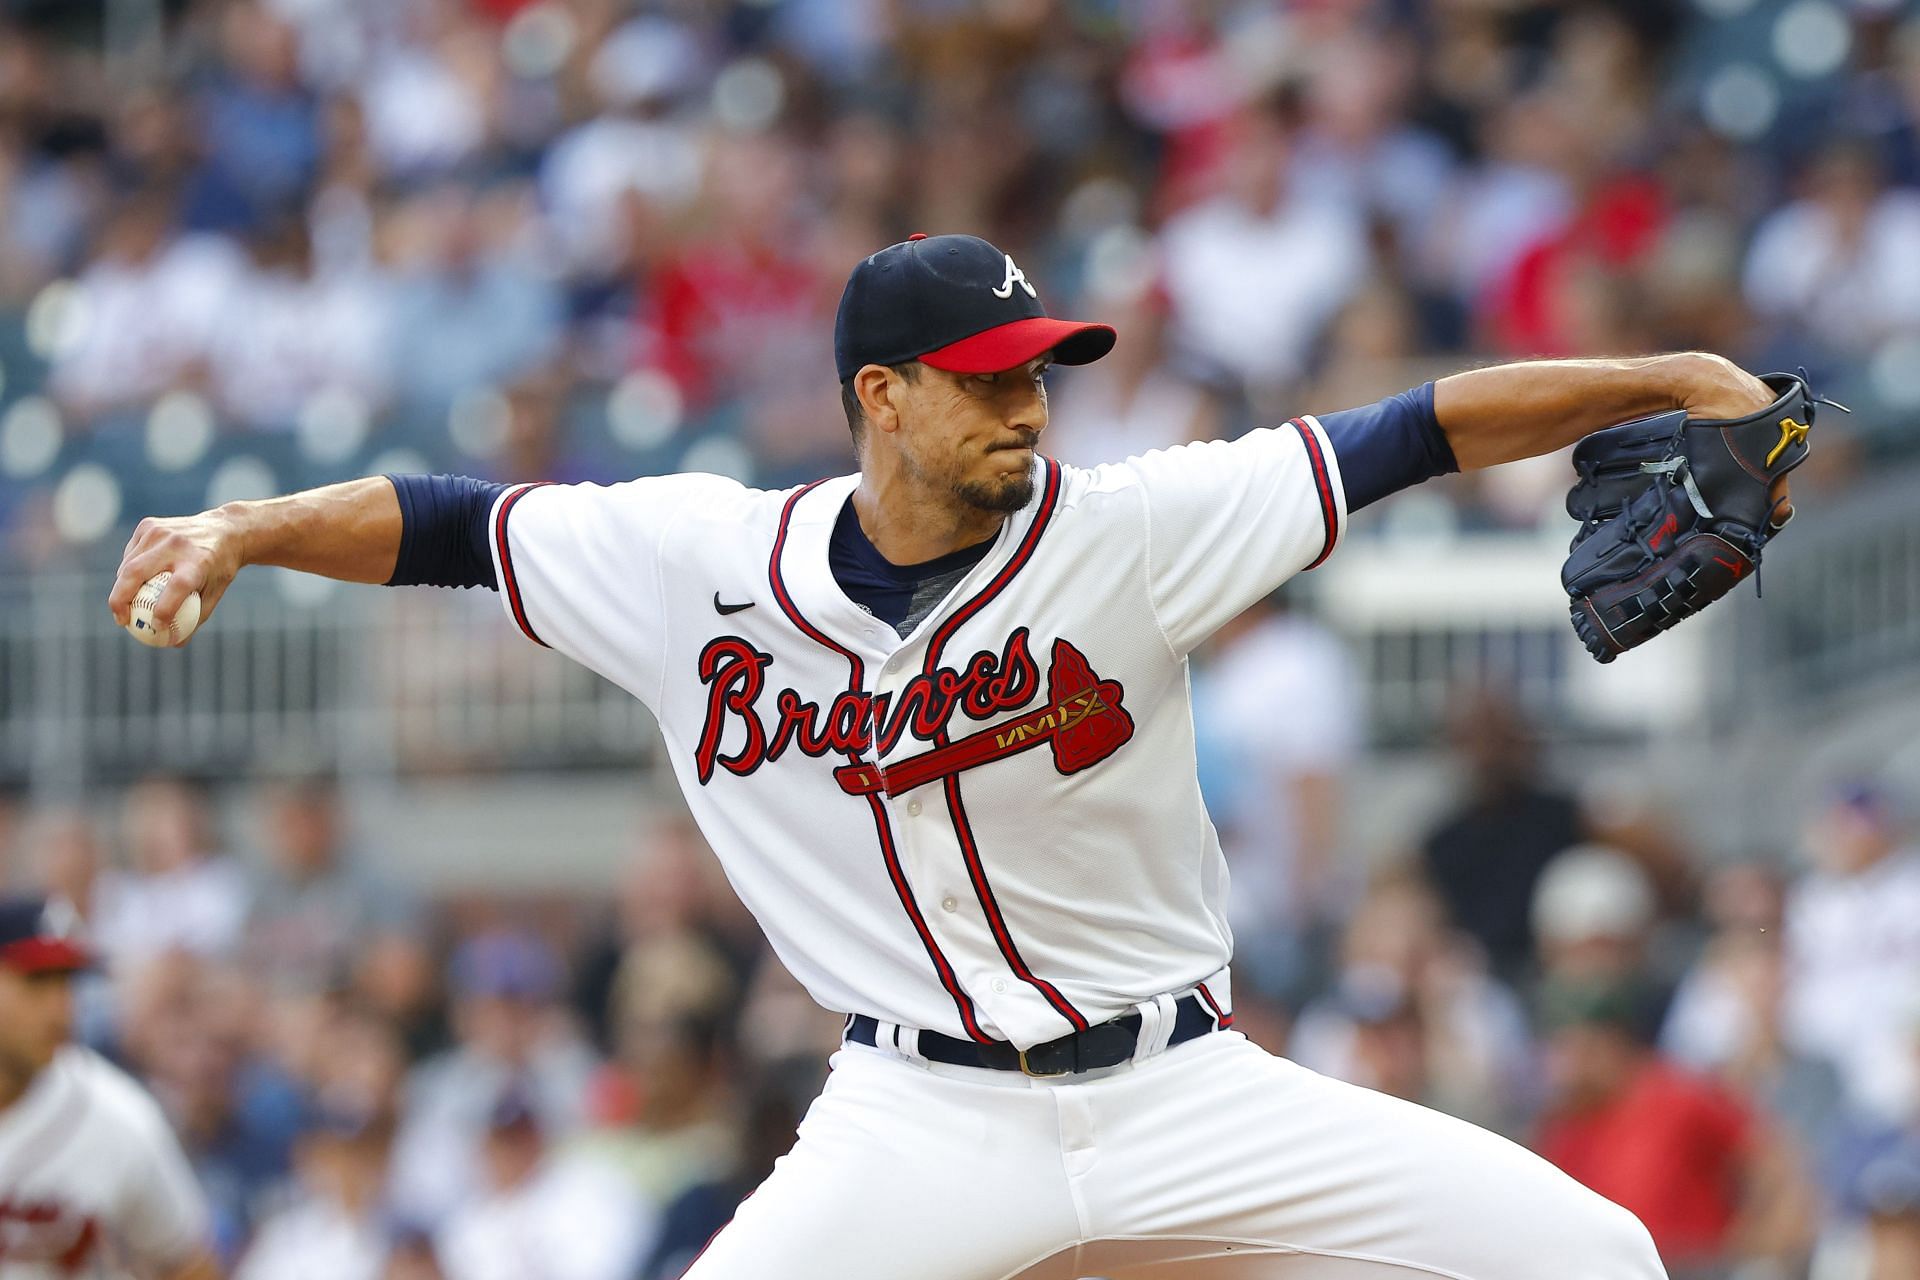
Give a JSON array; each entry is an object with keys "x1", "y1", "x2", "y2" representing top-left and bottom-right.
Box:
[
  {"x1": 921, "y1": 457, "x2": 1090, "y2": 1034},
  {"x1": 768, "y1": 481, "x2": 992, "y2": 1044},
  {"x1": 494, "y1": 482, "x2": 556, "y2": 647},
  {"x1": 1289, "y1": 418, "x2": 1339, "y2": 570}
]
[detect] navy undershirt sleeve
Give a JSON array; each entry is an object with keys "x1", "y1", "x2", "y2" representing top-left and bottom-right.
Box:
[
  {"x1": 1315, "y1": 382, "x2": 1458, "y2": 512},
  {"x1": 385, "y1": 474, "x2": 510, "y2": 589}
]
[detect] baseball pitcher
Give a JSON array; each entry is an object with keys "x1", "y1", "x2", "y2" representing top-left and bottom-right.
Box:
[{"x1": 109, "y1": 234, "x2": 1810, "y2": 1278}]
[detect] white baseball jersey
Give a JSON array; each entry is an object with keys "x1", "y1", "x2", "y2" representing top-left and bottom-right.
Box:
[
  {"x1": 488, "y1": 421, "x2": 1346, "y2": 1049},
  {"x1": 0, "y1": 1047, "x2": 208, "y2": 1279}
]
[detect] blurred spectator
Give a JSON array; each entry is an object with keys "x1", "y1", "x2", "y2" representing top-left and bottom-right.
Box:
[
  {"x1": 647, "y1": 131, "x2": 846, "y2": 480},
  {"x1": 1662, "y1": 864, "x2": 1850, "y2": 1190},
  {"x1": 121, "y1": 955, "x2": 301, "y2": 1265},
  {"x1": 539, "y1": 15, "x2": 705, "y2": 279},
  {"x1": 1531, "y1": 843, "x2": 1659, "y2": 990},
  {"x1": 107, "y1": 88, "x2": 253, "y2": 235},
  {"x1": 1856, "y1": 1137, "x2": 1920, "y2": 1280},
  {"x1": 569, "y1": 828, "x2": 745, "y2": 1209},
  {"x1": 207, "y1": 215, "x2": 386, "y2": 430},
  {"x1": 574, "y1": 816, "x2": 752, "y2": 1056},
  {"x1": 383, "y1": 181, "x2": 562, "y2": 417},
  {"x1": 231, "y1": 1002, "x2": 419, "y2": 1280},
  {"x1": 1299, "y1": 279, "x2": 1440, "y2": 426},
  {"x1": 195, "y1": 1, "x2": 322, "y2": 227},
  {"x1": 1783, "y1": 784, "x2": 1920, "y2": 1124},
  {"x1": 1290, "y1": 30, "x2": 1455, "y2": 280},
  {"x1": 1661, "y1": 861, "x2": 1788, "y2": 1070},
  {"x1": 1042, "y1": 268, "x2": 1225, "y2": 466},
  {"x1": 388, "y1": 929, "x2": 596, "y2": 1228},
  {"x1": 1288, "y1": 871, "x2": 1532, "y2": 1134},
  {"x1": 95, "y1": 776, "x2": 249, "y2": 968},
  {"x1": 350, "y1": 930, "x2": 449, "y2": 1063},
  {"x1": 384, "y1": 1229, "x2": 447, "y2": 1280},
  {"x1": 1159, "y1": 92, "x2": 1369, "y2": 418},
  {"x1": 1191, "y1": 590, "x2": 1361, "y2": 1002},
  {"x1": 1744, "y1": 140, "x2": 1920, "y2": 363},
  {"x1": 50, "y1": 193, "x2": 244, "y2": 423},
  {"x1": 244, "y1": 775, "x2": 417, "y2": 994},
  {"x1": 1431, "y1": 92, "x2": 1575, "y2": 318},
  {"x1": 1418, "y1": 690, "x2": 1584, "y2": 985},
  {"x1": 435, "y1": 1088, "x2": 652, "y2": 1280},
  {"x1": 1535, "y1": 977, "x2": 1816, "y2": 1275},
  {"x1": 354, "y1": 4, "x2": 491, "y2": 180},
  {"x1": 641, "y1": 1083, "x2": 798, "y2": 1280},
  {"x1": 0, "y1": 133, "x2": 97, "y2": 302},
  {"x1": 19, "y1": 809, "x2": 116, "y2": 1047},
  {"x1": 580, "y1": 979, "x2": 740, "y2": 1211},
  {"x1": 234, "y1": 1103, "x2": 395, "y2": 1280}
]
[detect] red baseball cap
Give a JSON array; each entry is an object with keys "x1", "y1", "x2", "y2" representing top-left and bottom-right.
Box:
[
  {"x1": 0, "y1": 895, "x2": 95, "y2": 974},
  {"x1": 834, "y1": 233, "x2": 1116, "y2": 381}
]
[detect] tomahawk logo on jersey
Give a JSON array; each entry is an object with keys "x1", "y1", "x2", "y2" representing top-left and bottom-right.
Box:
[{"x1": 488, "y1": 420, "x2": 1344, "y2": 1051}]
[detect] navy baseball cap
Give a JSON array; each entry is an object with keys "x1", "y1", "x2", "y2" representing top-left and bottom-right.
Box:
[
  {"x1": 834, "y1": 234, "x2": 1116, "y2": 382},
  {"x1": 0, "y1": 895, "x2": 94, "y2": 975}
]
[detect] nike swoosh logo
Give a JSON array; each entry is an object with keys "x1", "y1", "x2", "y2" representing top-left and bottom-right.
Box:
[{"x1": 713, "y1": 594, "x2": 755, "y2": 616}]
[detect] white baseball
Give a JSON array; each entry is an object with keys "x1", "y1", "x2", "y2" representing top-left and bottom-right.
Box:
[{"x1": 126, "y1": 572, "x2": 202, "y2": 648}]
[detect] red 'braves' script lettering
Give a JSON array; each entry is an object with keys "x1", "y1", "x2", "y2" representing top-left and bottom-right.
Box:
[
  {"x1": 696, "y1": 629, "x2": 1042, "y2": 784},
  {"x1": 0, "y1": 1198, "x2": 101, "y2": 1271}
]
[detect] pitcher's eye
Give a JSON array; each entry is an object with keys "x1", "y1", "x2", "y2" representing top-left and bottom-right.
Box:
[{"x1": 973, "y1": 372, "x2": 1001, "y2": 387}]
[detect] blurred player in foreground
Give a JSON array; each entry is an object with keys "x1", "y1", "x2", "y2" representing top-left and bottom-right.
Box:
[{"x1": 0, "y1": 895, "x2": 219, "y2": 1280}]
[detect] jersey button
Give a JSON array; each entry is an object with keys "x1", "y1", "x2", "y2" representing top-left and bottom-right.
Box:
[
  {"x1": 992, "y1": 979, "x2": 1009, "y2": 994},
  {"x1": 906, "y1": 799, "x2": 922, "y2": 816},
  {"x1": 941, "y1": 896, "x2": 957, "y2": 912}
]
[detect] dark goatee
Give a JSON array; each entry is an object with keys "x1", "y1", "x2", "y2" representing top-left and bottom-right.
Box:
[{"x1": 953, "y1": 472, "x2": 1035, "y2": 513}]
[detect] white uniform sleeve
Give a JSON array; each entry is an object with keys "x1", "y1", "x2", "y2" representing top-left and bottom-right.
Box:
[
  {"x1": 487, "y1": 473, "x2": 745, "y2": 706},
  {"x1": 116, "y1": 1091, "x2": 211, "y2": 1269},
  {"x1": 1130, "y1": 418, "x2": 1347, "y2": 655}
]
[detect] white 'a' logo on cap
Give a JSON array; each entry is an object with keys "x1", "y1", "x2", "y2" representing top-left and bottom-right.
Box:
[{"x1": 992, "y1": 254, "x2": 1038, "y2": 300}]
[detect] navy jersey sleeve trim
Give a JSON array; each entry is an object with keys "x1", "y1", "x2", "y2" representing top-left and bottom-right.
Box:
[
  {"x1": 385, "y1": 474, "x2": 511, "y2": 589},
  {"x1": 1315, "y1": 382, "x2": 1457, "y2": 512}
]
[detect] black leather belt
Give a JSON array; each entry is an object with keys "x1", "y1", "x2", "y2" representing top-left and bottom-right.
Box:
[{"x1": 846, "y1": 993, "x2": 1221, "y2": 1077}]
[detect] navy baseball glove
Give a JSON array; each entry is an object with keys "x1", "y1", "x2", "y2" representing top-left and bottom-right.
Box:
[{"x1": 1562, "y1": 371, "x2": 1832, "y2": 663}]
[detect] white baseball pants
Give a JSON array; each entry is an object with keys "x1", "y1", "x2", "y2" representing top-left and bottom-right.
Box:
[{"x1": 684, "y1": 1030, "x2": 1666, "y2": 1279}]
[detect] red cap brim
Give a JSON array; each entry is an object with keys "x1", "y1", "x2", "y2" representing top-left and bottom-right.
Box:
[
  {"x1": 917, "y1": 316, "x2": 1117, "y2": 374},
  {"x1": 0, "y1": 938, "x2": 94, "y2": 974}
]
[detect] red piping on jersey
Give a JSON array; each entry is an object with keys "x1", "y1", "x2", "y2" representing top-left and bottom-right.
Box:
[
  {"x1": 769, "y1": 481, "x2": 991, "y2": 1044},
  {"x1": 1289, "y1": 419, "x2": 1339, "y2": 571},
  {"x1": 1196, "y1": 981, "x2": 1233, "y2": 1028},
  {"x1": 494, "y1": 483, "x2": 555, "y2": 647},
  {"x1": 922, "y1": 458, "x2": 1090, "y2": 1034}
]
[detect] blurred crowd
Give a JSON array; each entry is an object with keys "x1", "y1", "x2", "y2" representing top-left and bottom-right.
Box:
[
  {"x1": 3, "y1": 0, "x2": 1920, "y2": 564},
  {"x1": 2, "y1": 614, "x2": 1919, "y2": 1278}
]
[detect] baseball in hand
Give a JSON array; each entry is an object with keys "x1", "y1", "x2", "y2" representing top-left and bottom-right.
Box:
[{"x1": 126, "y1": 572, "x2": 202, "y2": 648}]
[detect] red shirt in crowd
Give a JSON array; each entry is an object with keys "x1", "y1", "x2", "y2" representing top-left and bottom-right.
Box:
[{"x1": 1536, "y1": 1058, "x2": 1753, "y2": 1265}]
